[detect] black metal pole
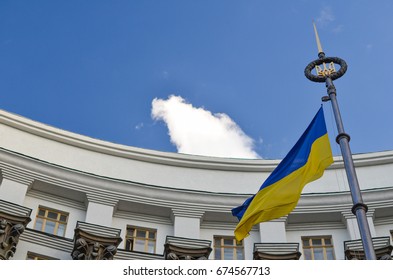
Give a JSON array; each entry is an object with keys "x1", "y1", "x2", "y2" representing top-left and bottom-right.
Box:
[
  {"x1": 325, "y1": 77, "x2": 377, "y2": 260},
  {"x1": 305, "y1": 23, "x2": 377, "y2": 259}
]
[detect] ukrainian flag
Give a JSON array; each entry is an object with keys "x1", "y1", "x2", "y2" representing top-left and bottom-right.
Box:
[{"x1": 232, "y1": 107, "x2": 333, "y2": 241}]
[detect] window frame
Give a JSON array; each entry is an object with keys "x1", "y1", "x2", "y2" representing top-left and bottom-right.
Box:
[
  {"x1": 213, "y1": 235, "x2": 244, "y2": 260},
  {"x1": 125, "y1": 225, "x2": 157, "y2": 254},
  {"x1": 26, "y1": 251, "x2": 57, "y2": 260},
  {"x1": 302, "y1": 235, "x2": 335, "y2": 260},
  {"x1": 33, "y1": 206, "x2": 69, "y2": 237}
]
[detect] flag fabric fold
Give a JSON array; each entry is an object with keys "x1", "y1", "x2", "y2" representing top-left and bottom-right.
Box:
[{"x1": 232, "y1": 107, "x2": 333, "y2": 241}]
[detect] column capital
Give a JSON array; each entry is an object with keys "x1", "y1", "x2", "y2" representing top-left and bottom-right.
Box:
[
  {"x1": 164, "y1": 236, "x2": 212, "y2": 260},
  {"x1": 71, "y1": 222, "x2": 122, "y2": 260},
  {"x1": 0, "y1": 200, "x2": 32, "y2": 260},
  {"x1": 253, "y1": 243, "x2": 301, "y2": 260}
]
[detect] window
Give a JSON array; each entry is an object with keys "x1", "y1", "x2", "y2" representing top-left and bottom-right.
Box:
[
  {"x1": 302, "y1": 236, "x2": 335, "y2": 260},
  {"x1": 125, "y1": 226, "x2": 157, "y2": 253},
  {"x1": 26, "y1": 251, "x2": 57, "y2": 260},
  {"x1": 214, "y1": 236, "x2": 244, "y2": 260},
  {"x1": 33, "y1": 206, "x2": 68, "y2": 237}
]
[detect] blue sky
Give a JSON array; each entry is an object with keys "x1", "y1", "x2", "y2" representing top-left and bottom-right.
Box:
[{"x1": 1, "y1": 0, "x2": 392, "y2": 159}]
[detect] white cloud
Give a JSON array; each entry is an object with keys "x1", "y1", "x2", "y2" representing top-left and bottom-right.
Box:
[
  {"x1": 151, "y1": 95, "x2": 261, "y2": 159},
  {"x1": 316, "y1": 7, "x2": 335, "y2": 26}
]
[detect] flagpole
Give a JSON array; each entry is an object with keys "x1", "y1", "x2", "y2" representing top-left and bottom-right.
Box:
[{"x1": 304, "y1": 23, "x2": 377, "y2": 260}]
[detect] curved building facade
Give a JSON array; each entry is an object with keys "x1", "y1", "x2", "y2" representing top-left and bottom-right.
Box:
[{"x1": 0, "y1": 109, "x2": 392, "y2": 260}]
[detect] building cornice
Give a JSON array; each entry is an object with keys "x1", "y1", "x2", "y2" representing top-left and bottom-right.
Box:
[
  {"x1": 0, "y1": 109, "x2": 275, "y2": 172},
  {"x1": 1, "y1": 146, "x2": 393, "y2": 218},
  {"x1": 1, "y1": 109, "x2": 393, "y2": 172}
]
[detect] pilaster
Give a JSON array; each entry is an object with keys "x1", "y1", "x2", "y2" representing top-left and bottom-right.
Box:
[
  {"x1": 85, "y1": 194, "x2": 118, "y2": 227},
  {"x1": 342, "y1": 209, "x2": 376, "y2": 240},
  {"x1": 258, "y1": 217, "x2": 287, "y2": 242},
  {"x1": 0, "y1": 168, "x2": 34, "y2": 205},
  {"x1": 171, "y1": 208, "x2": 204, "y2": 239}
]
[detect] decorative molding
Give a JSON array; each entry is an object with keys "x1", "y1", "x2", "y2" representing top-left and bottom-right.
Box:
[
  {"x1": 0, "y1": 202, "x2": 32, "y2": 260},
  {"x1": 344, "y1": 236, "x2": 393, "y2": 260},
  {"x1": 0, "y1": 110, "x2": 278, "y2": 172},
  {"x1": 374, "y1": 216, "x2": 393, "y2": 226},
  {"x1": 115, "y1": 249, "x2": 165, "y2": 260},
  {"x1": 0, "y1": 199, "x2": 32, "y2": 218},
  {"x1": 3, "y1": 146, "x2": 393, "y2": 219},
  {"x1": 341, "y1": 208, "x2": 376, "y2": 220},
  {"x1": 0, "y1": 164, "x2": 35, "y2": 186},
  {"x1": 253, "y1": 243, "x2": 301, "y2": 260},
  {"x1": 164, "y1": 236, "x2": 212, "y2": 260},
  {"x1": 171, "y1": 207, "x2": 205, "y2": 219},
  {"x1": 2, "y1": 109, "x2": 393, "y2": 173},
  {"x1": 0, "y1": 148, "x2": 245, "y2": 213},
  {"x1": 75, "y1": 221, "x2": 122, "y2": 238},
  {"x1": 86, "y1": 193, "x2": 119, "y2": 208},
  {"x1": 71, "y1": 222, "x2": 122, "y2": 260}
]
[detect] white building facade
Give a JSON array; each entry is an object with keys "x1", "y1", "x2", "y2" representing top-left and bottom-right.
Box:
[{"x1": 0, "y1": 109, "x2": 392, "y2": 260}]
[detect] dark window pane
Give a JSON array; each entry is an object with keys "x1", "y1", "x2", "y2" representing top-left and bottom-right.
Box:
[
  {"x1": 47, "y1": 211, "x2": 58, "y2": 220},
  {"x1": 223, "y1": 238, "x2": 233, "y2": 246},
  {"x1": 312, "y1": 239, "x2": 322, "y2": 246},
  {"x1": 136, "y1": 230, "x2": 146, "y2": 238},
  {"x1": 125, "y1": 239, "x2": 133, "y2": 251},
  {"x1": 127, "y1": 228, "x2": 135, "y2": 236}
]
